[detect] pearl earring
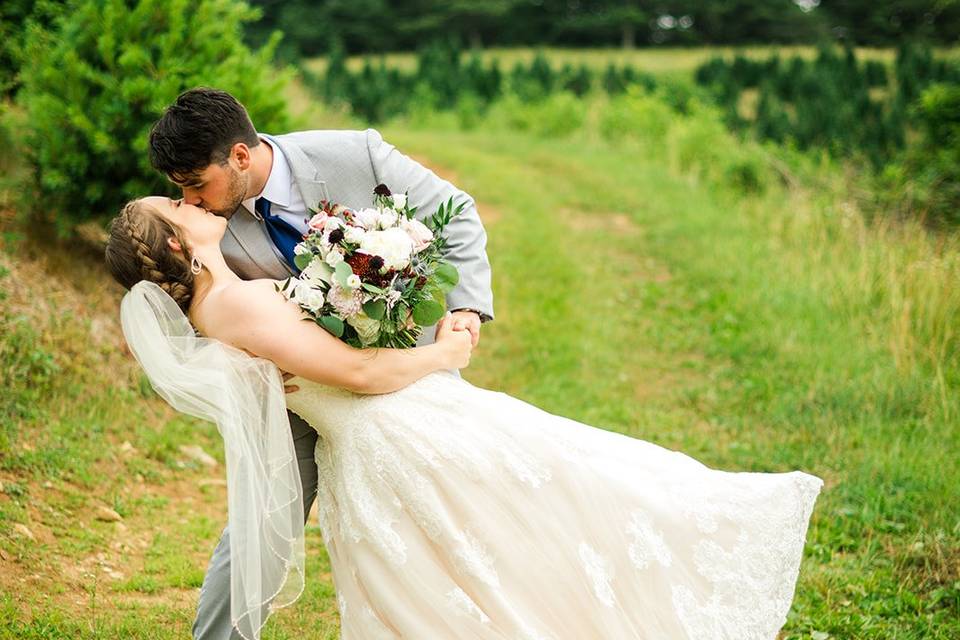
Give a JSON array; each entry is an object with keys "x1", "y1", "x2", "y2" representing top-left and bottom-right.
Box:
[{"x1": 190, "y1": 255, "x2": 203, "y2": 275}]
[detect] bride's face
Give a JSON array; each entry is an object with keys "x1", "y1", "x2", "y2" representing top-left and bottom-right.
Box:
[{"x1": 143, "y1": 196, "x2": 227, "y2": 250}]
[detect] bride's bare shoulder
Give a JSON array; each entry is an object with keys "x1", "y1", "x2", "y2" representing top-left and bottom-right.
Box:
[
  {"x1": 196, "y1": 279, "x2": 289, "y2": 334},
  {"x1": 213, "y1": 279, "x2": 285, "y2": 312}
]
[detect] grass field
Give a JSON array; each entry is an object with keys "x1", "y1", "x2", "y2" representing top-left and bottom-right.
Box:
[{"x1": 1, "y1": 71, "x2": 958, "y2": 637}]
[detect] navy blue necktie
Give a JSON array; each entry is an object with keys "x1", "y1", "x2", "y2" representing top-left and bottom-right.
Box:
[{"x1": 255, "y1": 197, "x2": 301, "y2": 272}]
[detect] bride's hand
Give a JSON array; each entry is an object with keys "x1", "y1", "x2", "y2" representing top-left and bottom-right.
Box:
[
  {"x1": 280, "y1": 371, "x2": 299, "y2": 394},
  {"x1": 435, "y1": 313, "x2": 474, "y2": 369}
]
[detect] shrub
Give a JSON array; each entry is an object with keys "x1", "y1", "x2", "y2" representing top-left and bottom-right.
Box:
[
  {"x1": 599, "y1": 86, "x2": 673, "y2": 145},
  {"x1": 487, "y1": 91, "x2": 585, "y2": 138},
  {"x1": 0, "y1": 1, "x2": 62, "y2": 96},
  {"x1": 667, "y1": 102, "x2": 771, "y2": 195},
  {"x1": 17, "y1": 0, "x2": 291, "y2": 235},
  {"x1": 880, "y1": 83, "x2": 960, "y2": 227}
]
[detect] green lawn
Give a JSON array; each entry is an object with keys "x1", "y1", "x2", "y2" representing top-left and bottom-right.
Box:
[{"x1": 1, "y1": 88, "x2": 958, "y2": 638}]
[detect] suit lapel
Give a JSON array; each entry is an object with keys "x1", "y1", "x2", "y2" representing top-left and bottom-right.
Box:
[
  {"x1": 265, "y1": 133, "x2": 329, "y2": 210},
  {"x1": 222, "y1": 134, "x2": 327, "y2": 280},
  {"x1": 224, "y1": 204, "x2": 294, "y2": 280}
]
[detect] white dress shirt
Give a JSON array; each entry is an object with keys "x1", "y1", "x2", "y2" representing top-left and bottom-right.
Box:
[{"x1": 242, "y1": 137, "x2": 309, "y2": 235}]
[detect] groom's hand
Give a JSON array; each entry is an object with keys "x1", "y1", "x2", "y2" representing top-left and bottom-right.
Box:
[{"x1": 447, "y1": 310, "x2": 482, "y2": 347}]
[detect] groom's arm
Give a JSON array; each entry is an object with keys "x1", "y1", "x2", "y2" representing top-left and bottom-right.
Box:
[{"x1": 365, "y1": 129, "x2": 494, "y2": 323}]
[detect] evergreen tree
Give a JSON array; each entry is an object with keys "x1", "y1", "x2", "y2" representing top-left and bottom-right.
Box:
[{"x1": 17, "y1": 0, "x2": 290, "y2": 233}]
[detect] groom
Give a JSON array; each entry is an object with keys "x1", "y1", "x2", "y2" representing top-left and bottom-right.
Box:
[{"x1": 148, "y1": 87, "x2": 494, "y2": 639}]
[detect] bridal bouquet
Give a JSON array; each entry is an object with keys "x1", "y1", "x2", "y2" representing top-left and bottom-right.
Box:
[{"x1": 277, "y1": 184, "x2": 464, "y2": 348}]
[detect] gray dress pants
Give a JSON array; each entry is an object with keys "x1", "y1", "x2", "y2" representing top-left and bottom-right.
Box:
[{"x1": 191, "y1": 411, "x2": 319, "y2": 639}]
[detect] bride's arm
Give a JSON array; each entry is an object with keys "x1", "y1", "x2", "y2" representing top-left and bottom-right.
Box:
[{"x1": 211, "y1": 280, "x2": 472, "y2": 394}]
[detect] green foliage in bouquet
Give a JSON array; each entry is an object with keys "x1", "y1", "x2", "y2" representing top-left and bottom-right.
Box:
[
  {"x1": 17, "y1": 0, "x2": 291, "y2": 235},
  {"x1": 279, "y1": 186, "x2": 465, "y2": 349}
]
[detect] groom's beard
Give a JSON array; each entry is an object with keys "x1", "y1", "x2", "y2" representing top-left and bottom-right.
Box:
[{"x1": 209, "y1": 168, "x2": 248, "y2": 219}]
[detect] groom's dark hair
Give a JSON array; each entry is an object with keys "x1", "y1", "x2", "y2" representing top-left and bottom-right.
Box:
[{"x1": 149, "y1": 88, "x2": 260, "y2": 181}]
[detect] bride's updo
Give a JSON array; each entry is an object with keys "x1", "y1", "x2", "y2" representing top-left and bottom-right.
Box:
[{"x1": 105, "y1": 199, "x2": 196, "y2": 312}]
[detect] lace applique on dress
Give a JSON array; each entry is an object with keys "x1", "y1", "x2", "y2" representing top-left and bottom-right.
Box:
[
  {"x1": 518, "y1": 620, "x2": 559, "y2": 640},
  {"x1": 453, "y1": 529, "x2": 500, "y2": 587},
  {"x1": 501, "y1": 446, "x2": 552, "y2": 488},
  {"x1": 578, "y1": 542, "x2": 616, "y2": 607},
  {"x1": 670, "y1": 473, "x2": 823, "y2": 640},
  {"x1": 446, "y1": 587, "x2": 490, "y2": 624},
  {"x1": 626, "y1": 510, "x2": 673, "y2": 570}
]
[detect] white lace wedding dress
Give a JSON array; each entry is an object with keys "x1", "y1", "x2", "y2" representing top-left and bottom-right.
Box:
[{"x1": 285, "y1": 370, "x2": 822, "y2": 640}]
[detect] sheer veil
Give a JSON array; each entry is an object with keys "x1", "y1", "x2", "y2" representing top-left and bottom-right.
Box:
[{"x1": 120, "y1": 281, "x2": 305, "y2": 640}]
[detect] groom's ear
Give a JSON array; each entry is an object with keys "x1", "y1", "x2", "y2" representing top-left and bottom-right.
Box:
[{"x1": 232, "y1": 143, "x2": 252, "y2": 171}]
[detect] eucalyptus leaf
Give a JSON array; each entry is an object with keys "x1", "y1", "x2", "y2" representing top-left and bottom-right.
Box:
[
  {"x1": 334, "y1": 261, "x2": 353, "y2": 287},
  {"x1": 413, "y1": 299, "x2": 444, "y2": 326},
  {"x1": 362, "y1": 282, "x2": 384, "y2": 294},
  {"x1": 294, "y1": 252, "x2": 313, "y2": 270},
  {"x1": 429, "y1": 286, "x2": 446, "y2": 305},
  {"x1": 362, "y1": 300, "x2": 386, "y2": 320},
  {"x1": 320, "y1": 315, "x2": 345, "y2": 337},
  {"x1": 434, "y1": 262, "x2": 459, "y2": 292}
]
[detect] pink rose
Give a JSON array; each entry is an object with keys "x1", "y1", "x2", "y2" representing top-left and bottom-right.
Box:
[
  {"x1": 307, "y1": 212, "x2": 328, "y2": 231},
  {"x1": 401, "y1": 218, "x2": 434, "y2": 252}
]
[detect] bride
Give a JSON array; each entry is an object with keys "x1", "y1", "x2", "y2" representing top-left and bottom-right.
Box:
[{"x1": 105, "y1": 195, "x2": 822, "y2": 640}]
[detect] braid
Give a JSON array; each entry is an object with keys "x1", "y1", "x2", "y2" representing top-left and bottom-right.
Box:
[{"x1": 106, "y1": 199, "x2": 195, "y2": 313}]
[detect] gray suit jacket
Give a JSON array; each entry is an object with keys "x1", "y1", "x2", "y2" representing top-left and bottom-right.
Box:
[{"x1": 220, "y1": 129, "x2": 494, "y2": 347}]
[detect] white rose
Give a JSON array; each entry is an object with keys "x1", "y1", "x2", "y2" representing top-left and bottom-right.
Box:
[
  {"x1": 323, "y1": 216, "x2": 344, "y2": 231},
  {"x1": 357, "y1": 228, "x2": 414, "y2": 271},
  {"x1": 344, "y1": 225, "x2": 366, "y2": 244},
  {"x1": 294, "y1": 281, "x2": 325, "y2": 314},
  {"x1": 293, "y1": 242, "x2": 311, "y2": 256},
  {"x1": 391, "y1": 193, "x2": 407, "y2": 209},
  {"x1": 301, "y1": 259, "x2": 332, "y2": 285},
  {"x1": 376, "y1": 209, "x2": 399, "y2": 229},
  {"x1": 346, "y1": 274, "x2": 362, "y2": 289},
  {"x1": 347, "y1": 311, "x2": 381, "y2": 346},
  {"x1": 353, "y1": 208, "x2": 380, "y2": 230},
  {"x1": 400, "y1": 218, "x2": 434, "y2": 252},
  {"x1": 325, "y1": 249, "x2": 344, "y2": 267}
]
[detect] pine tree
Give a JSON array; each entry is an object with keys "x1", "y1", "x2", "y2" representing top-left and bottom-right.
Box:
[{"x1": 17, "y1": 0, "x2": 290, "y2": 233}]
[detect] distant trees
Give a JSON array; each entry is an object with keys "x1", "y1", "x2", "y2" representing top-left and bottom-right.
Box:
[
  {"x1": 245, "y1": 0, "x2": 960, "y2": 56},
  {"x1": 695, "y1": 44, "x2": 960, "y2": 165},
  {"x1": 818, "y1": 0, "x2": 960, "y2": 45}
]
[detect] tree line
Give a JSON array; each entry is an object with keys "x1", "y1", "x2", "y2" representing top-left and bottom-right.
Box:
[
  {"x1": 245, "y1": 0, "x2": 960, "y2": 58},
  {"x1": 306, "y1": 38, "x2": 960, "y2": 226}
]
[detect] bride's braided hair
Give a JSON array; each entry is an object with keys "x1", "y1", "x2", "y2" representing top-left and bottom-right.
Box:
[{"x1": 105, "y1": 199, "x2": 196, "y2": 312}]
